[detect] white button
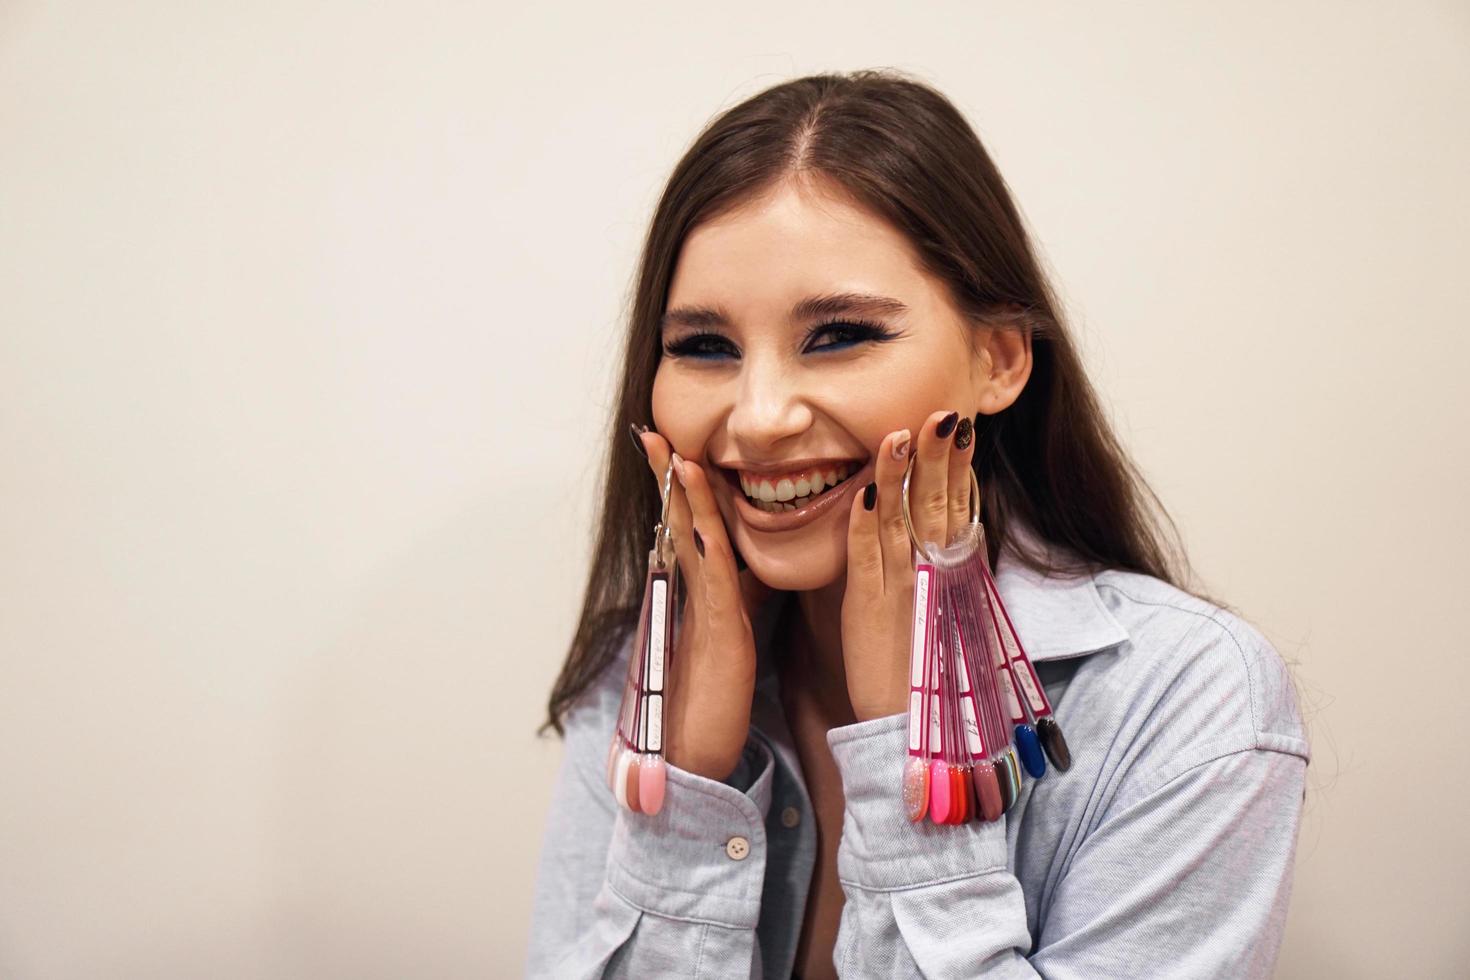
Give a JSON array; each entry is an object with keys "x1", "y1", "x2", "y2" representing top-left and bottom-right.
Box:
[
  {"x1": 725, "y1": 836, "x2": 750, "y2": 860},
  {"x1": 780, "y1": 806, "x2": 801, "y2": 828}
]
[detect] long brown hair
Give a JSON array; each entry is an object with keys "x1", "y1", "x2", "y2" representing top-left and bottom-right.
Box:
[{"x1": 539, "y1": 68, "x2": 1228, "y2": 738}]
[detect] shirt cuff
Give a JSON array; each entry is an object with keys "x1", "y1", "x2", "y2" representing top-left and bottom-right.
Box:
[
  {"x1": 826, "y1": 712, "x2": 1011, "y2": 890},
  {"x1": 604, "y1": 731, "x2": 775, "y2": 928}
]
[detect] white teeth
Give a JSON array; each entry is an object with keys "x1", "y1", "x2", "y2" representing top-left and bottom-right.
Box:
[{"x1": 741, "y1": 462, "x2": 862, "y2": 509}]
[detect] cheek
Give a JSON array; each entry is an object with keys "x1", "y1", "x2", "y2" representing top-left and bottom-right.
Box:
[
  {"x1": 819, "y1": 389, "x2": 914, "y2": 455},
  {"x1": 651, "y1": 368, "x2": 720, "y2": 452},
  {"x1": 649, "y1": 368, "x2": 685, "y2": 435},
  {"x1": 843, "y1": 346, "x2": 974, "y2": 435}
]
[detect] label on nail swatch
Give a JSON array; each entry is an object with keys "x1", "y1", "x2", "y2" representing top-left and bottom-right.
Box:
[
  {"x1": 648, "y1": 575, "x2": 668, "y2": 692},
  {"x1": 910, "y1": 568, "x2": 933, "y2": 688},
  {"x1": 645, "y1": 693, "x2": 662, "y2": 752},
  {"x1": 909, "y1": 691, "x2": 924, "y2": 751}
]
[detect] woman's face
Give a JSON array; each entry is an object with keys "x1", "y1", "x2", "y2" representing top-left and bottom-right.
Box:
[{"x1": 652, "y1": 177, "x2": 1022, "y2": 592}]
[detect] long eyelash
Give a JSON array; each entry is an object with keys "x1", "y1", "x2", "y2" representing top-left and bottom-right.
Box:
[
  {"x1": 661, "y1": 318, "x2": 897, "y2": 359},
  {"x1": 805, "y1": 317, "x2": 897, "y2": 348},
  {"x1": 662, "y1": 329, "x2": 736, "y2": 359}
]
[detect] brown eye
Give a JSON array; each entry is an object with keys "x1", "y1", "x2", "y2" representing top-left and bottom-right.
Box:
[
  {"x1": 805, "y1": 319, "x2": 897, "y2": 352},
  {"x1": 662, "y1": 332, "x2": 737, "y2": 360}
]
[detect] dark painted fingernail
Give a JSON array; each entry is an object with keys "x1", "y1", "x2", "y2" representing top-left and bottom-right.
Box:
[
  {"x1": 733, "y1": 547, "x2": 747, "y2": 572},
  {"x1": 937, "y1": 411, "x2": 959, "y2": 439},
  {"x1": 863, "y1": 482, "x2": 877, "y2": 510},
  {"x1": 692, "y1": 528, "x2": 705, "y2": 557},
  {"x1": 628, "y1": 422, "x2": 648, "y2": 458},
  {"x1": 954, "y1": 416, "x2": 973, "y2": 450}
]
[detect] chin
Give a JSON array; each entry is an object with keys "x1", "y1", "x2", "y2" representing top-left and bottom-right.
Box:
[
  {"x1": 713, "y1": 484, "x2": 853, "y2": 592},
  {"x1": 741, "y1": 546, "x2": 846, "y2": 593}
]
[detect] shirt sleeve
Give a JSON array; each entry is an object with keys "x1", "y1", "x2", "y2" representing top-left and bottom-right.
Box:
[
  {"x1": 825, "y1": 713, "x2": 1308, "y2": 978},
  {"x1": 525, "y1": 675, "x2": 779, "y2": 980}
]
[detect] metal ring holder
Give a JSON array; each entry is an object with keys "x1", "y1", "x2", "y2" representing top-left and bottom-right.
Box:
[
  {"x1": 652, "y1": 457, "x2": 677, "y2": 569},
  {"x1": 900, "y1": 449, "x2": 982, "y2": 564}
]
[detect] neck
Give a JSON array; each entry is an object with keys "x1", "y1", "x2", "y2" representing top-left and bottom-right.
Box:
[{"x1": 777, "y1": 573, "x2": 859, "y2": 728}]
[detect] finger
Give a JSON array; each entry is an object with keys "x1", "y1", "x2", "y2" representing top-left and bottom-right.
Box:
[
  {"x1": 873, "y1": 427, "x2": 914, "y2": 593},
  {"x1": 668, "y1": 455, "x2": 743, "y2": 619},
  {"x1": 847, "y1": 453, "x2": 885, "y2": 593},
  {"x1": 910, "y1": 410, "x2": 958, "y2": 554},
  {"x1": 639, "y1": 431, "x2": 702, "y2": 604},
  {"x1": 946, "y1": 413, "x2": 977, "y2": 542}
]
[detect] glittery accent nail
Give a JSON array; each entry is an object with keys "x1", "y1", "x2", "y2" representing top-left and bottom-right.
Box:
[{"x1": 954, "y1": 416, "x2": 973, "y2": 450}]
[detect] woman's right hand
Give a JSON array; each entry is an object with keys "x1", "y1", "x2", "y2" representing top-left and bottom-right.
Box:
[{"x1": 638, "y1": 430, "x2": 760, "y2": 783}]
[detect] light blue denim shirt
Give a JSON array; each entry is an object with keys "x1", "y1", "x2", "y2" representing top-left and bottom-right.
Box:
[{"x1": 527, "y1": 523, "x2": 1310, "y2": 978}]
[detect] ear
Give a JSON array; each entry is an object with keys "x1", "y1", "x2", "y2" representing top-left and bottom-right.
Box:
[{"x1": 970, "y1": 323, "x2": 1032, "y2": 415}]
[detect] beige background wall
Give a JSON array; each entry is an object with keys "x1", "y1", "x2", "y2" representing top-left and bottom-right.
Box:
[{"x1": 2, "y1": 2, "x2": 1466, "y2": 976}]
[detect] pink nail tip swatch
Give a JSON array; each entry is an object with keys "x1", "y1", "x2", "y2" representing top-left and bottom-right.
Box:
[
  {"x1": 929, "y1": 761, "x2": 951, "y2": 824},
  {"x1": 638, "y1": 757, "x2": 666, "y2": 815}
]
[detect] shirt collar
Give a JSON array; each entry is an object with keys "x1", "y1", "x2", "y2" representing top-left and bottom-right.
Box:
[
  {"x1": 749, "y1": 517, "x2": 1129, "y2": 677},
  {"x1": 989, "y1": 518, "x2": 1130, "y2": 662}
]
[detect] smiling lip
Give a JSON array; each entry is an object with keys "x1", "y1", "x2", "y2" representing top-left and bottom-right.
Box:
[{"x1": 722, "y1": 460, "x2": 874, "y2": 533}]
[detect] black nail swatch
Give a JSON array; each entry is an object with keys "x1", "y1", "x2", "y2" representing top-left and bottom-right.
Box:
[
  {"x1": 1037, "y1": 717, "x2": 1072, "y2": 772},
  {"x1": 692, "y1": 528, "x2": 705, "y2": 557},
  {"x1": 937, "y1": 411, "x2": 959, "y2": 439},
  {"x1": 994, "y1": 755, "x2": 1015, "y2": 811},
  {"x1": 863, "y1": 482, "x2": 877, "y2": 510},
  {"x1": 954, "y1": 416, "x2": 973, "y2": 450},
  {"x1": 628, "y1": 422, "x2": 648, "y2": 458}
]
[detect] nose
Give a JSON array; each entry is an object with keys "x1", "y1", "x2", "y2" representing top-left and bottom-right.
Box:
[{"x1": 726, "y1": 359, "x2": 813, "y2": 454}]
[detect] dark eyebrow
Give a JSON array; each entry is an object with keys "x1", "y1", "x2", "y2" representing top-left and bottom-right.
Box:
[{"x1": 659, "y1": 291, "x2": 910, "y2": 332}]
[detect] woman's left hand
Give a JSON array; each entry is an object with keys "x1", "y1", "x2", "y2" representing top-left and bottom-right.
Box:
[{"x1": 841, "y1": 410, "x2": 976, "y2": 722}]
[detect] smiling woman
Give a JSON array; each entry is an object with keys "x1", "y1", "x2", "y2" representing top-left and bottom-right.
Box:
[
  {"x1": 527, "y1": 69, "x2": 1308, "y2": 979},
  {"x1": 649, "y1": 177, "x2": 1012, "y2": 593}
]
